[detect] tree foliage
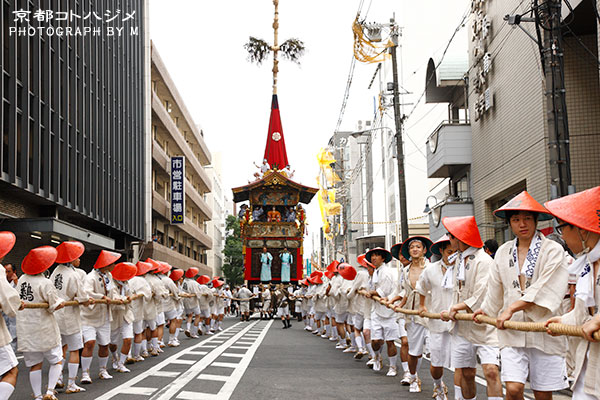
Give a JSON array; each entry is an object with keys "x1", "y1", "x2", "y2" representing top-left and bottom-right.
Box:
[{"x1": 222, "y1": 215, "x2": 244, "y2": 285}]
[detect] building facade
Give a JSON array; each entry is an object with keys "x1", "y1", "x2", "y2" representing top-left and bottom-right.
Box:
[
  {"x1": 144, "y1": 42, "x2": 212, "y2": 275},
  {"x1": 426, "y1": 0, "x2": 600, "y2": 244},
  {"x1": 0, "y1": 0, "x2": 148, "y2": 268},
  {"x1": 206, "y1": 152, "x2": 228, "y2": 277}
]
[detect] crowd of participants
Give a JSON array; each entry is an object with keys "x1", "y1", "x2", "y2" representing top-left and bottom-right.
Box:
[
  {"x1": 0, "y1": 243, "x2": 239, "y2": 400},
  {"x1": 295, "y1": 187, "x2": 600, "y2": 400}
]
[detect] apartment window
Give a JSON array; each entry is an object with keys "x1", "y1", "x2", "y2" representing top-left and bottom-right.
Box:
[{"x1": 452, "y1": 175, "x2": 470, "y2": 200}]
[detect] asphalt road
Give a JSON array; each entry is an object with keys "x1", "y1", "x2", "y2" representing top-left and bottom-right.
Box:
[{"x1": 11, "y1": 315, "x2": 573, "y2": 400}]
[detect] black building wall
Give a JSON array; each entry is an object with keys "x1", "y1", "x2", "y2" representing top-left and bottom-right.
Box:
[{"x1": 0, "y1": 0, "x2": 146, "y2": 246}]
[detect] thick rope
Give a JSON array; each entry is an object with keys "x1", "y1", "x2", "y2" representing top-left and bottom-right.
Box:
[{"x1": 357, "y1": 289, "x2": 600, "y2": 341}]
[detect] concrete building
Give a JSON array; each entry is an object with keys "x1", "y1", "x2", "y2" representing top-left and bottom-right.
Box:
[
  {"x1": 425, "y1": 0, "x2": 600, "y2": 243},
  {"x1": 144, "y1": 43, "x2": 212, "y2": 275},
  {"x1": 206, "y1": 152, "x2": 227, "y2": 277},
  {"x1": 0, "y1": 0, "x2": 148, "y2": 268}
]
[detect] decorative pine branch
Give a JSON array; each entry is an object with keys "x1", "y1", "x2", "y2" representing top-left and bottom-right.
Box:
[
  {"x1": 279, "y1": 38, "x2": 305, "y2": 64},
  {"x1": 244, "y1": 36, "x2": 271, "y2": 65}
]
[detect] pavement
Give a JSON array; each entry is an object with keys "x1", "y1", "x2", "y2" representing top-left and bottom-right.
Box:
[{"x1": 11, "y1": 315, "x2": 574, "y2": 400}]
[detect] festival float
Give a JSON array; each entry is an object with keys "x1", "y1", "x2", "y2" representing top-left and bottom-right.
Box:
[{"x1": 232, "y1": 0, "x2": 317, "y2": 285}]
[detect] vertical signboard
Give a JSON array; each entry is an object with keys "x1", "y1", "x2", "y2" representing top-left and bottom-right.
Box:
[{"x1": 171, "y1": 156, "x2": 185, "y2": 224}]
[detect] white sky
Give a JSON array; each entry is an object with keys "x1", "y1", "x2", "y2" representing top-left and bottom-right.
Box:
[{"x1": 150, "y1": 0, "x2": 470, "y2": 258}]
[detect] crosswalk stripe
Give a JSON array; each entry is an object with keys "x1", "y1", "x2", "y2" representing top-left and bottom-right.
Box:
[
  {"x1": 177, "y1": 391, "x2": 219, "y2": 400},
  {"x1": 94, "y1": 322, "x2": 245, "y2": 400},
  {"x1": 196, "y1": 374, "x2": 229, "y2": 381},
  {"x1": 120, "y1": 387, "x2": 158, "y2": 395},
  {"x1": 150, "y1": 322, "x2": 262, "y2": 400},
  {"x1": 211, "y1": 362, "x2": 239, "y2": 368},
  {"x1": 186, "y1": 351, "x2": 208, "y2": 356},
  {"x1": 170, "y1": 359, "x2": 196, "y2": 365}
]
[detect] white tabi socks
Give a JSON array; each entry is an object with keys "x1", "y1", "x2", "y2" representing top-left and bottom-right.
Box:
[
  {"x1": 80, "y1": 356, "x2": 93, "y2": 374},
  {"x1": 29, "y1": 370, "x2": 42, "y2": 399},
  {"x1": 0, "y1": 382, "x2": 15, "y2": 399},
  {"x1": 47, "y1": 362, "x2": 62, "y2": 392}
]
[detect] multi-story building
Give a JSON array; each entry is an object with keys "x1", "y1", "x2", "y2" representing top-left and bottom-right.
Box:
[
  {"x1": 206, "y1": 152, "x2": 227, "y2": 277},
  {"x1": 426, "y1": 0, "x2": 600, "y2": 243},
  {"x1": 0, "y1": 0, "x2": 148, "y2": 267},
  {"x1": 144, "y1": 42, "x2": 212, "y2": 275}
]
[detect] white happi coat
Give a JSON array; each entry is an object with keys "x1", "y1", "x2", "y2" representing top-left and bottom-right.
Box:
[
  {"x1": 144, "y1": 273, "x2": 169, "y2": 316},
  {"x1": 558, "y1": 259, "x2": 600, "y2": 396},
  {"x1": 160, "y1": 275, "x2": 181, "y2": 312},
  {"x1": 128, "y1": 276, "x2": 153, "y2": 322},
  {"x1": 50, "y1": 264, "x2": 89, "y2": 335},
  {"x1": 347, "y1": 267, "x2": 370, "y2": 317},
  {"x1": 0, "y1": 265, "x2": 21, "y2": 347},
  {"x1": 111, "y1": 281, "x2": 134, "y2": 330},
  {"x1": 16, "y1": 274, "x2": 63, "y2": 353},
  {"x1": 481, "y1": 237, "x2": 568, "y2": 355},
  {"x1": 314, "y1": 284, "x2": 328, "y2": 313},
  {"x1": 451, "y1": 247, "x2": 498, "y2": 346},
  {"x1": 81, "y1": 269, "x2": 116, "y2": 328},
  {"x1": 198, "y1": 284, "x2": 213, "y2": 310},
  {"x1": 372, "y1": 264, "x2": 398, "y2": 319},
  {"x1": 415, "y1": 260, "x2": 453, "y2": 333}
]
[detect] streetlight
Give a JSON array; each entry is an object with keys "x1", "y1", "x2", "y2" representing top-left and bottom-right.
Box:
[{"x1": 423, "y1": 195, "x2": 440, "y2": 214}]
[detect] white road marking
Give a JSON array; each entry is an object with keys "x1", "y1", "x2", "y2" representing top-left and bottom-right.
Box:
[
  {"x1": 211, "y1": 362, "x2": 239, "y2": 368},
  {"x1": 204, "y1": 320, "x2": 272, "y2": 399},
  {"x1": 121, "y1": 387, "x2": 158, "y2": 395},
  {"x1": 186, "y1": 351, "x2": 208, "y2": 356},
  {"x1": 95, "y1": 322, "x2": 244, "y2": 400},
  {"x1": 150, "y1": 321, "x2": 266, "y2": 400},
  {"x1": 229, "y1": 345, "x2": 250, "y2": 349},
  {"x1": 221, "y1": 353, "x2": 244, "y2": 358},
  {"x1": 197, "y1": 374, "x2": 229, "y2": 381},
  {"x1": 170, "y1": 359, "x2": 196, "y2": 365}
]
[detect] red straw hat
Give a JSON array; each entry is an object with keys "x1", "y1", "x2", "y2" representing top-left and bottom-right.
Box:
[
  {"x1": 494, "y1": 191, "x2": 553, "y2": 221},
  {"x1": 185, "y1": 267, "x2": 199, "y2": 279},
  {"x1": 0, "y1": 231, "x2": 16, "y2": 259},
  {"x1": 197, "y1": 275, "x2": 211, "y2": 285},
  {"x1": 112, "y1": 262, "x2": 137, "y2": 281},
  {"x1": 357, "y1": 253, "x2": 375, "y2": 268},
  {"x1": 170, "y1": 269, "x2": 184, "y2": 281},
  {"x1": 22, "y1": 246, "x2": 58, "y2": 275},
  {"x1": 161, "y1": 262, "x2": 173, "y2": 273},
  {"x1": 326, "y1": 260, "x2": 340, "y2": 273},
  {"x1": 212, "y1": 279, "x2": 224, "y2": 288},
  {"x1": 338, "y1": 263, "x2": 357, "y2": 280},
  {"x1": 545, "y1": 186, "x2": 600, "y2": 234},
  {"x1": 146, "y1": 258, "x2": 162, "y2": 272},
  {"x1": 136, "y1": 261, "x2": 153, "y2": 276},
  {"x1": 312, "y1": 274, "x2": 323, "y2": 284},
  {"x1": 324, "y1": 270, "x2": 335, "y2": 279},
  {"x1": 310, "y1": 270, "x2": 324, "y2": 279},
  {"x1": 442, "y1": 216, "x2": 484, "y2": 248},
  {"x1": 55, "y1": 241, "x2": 85, "y2": 264},
  {"x1": 94, "y1": 250, "x2": 122, "y2": 269}
]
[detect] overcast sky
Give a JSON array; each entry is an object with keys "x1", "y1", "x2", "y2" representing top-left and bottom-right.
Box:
[{"x1": 150, "y1": 0, "x2": 470, "y2": 258}]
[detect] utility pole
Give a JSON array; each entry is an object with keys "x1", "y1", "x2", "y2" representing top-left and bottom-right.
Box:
[
  {"x1": 538, "y1": 0, "x2": 572, "y2": 198},
  {"x1": 390, "y1": 20, "x2": 409, "y2": 241}
]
